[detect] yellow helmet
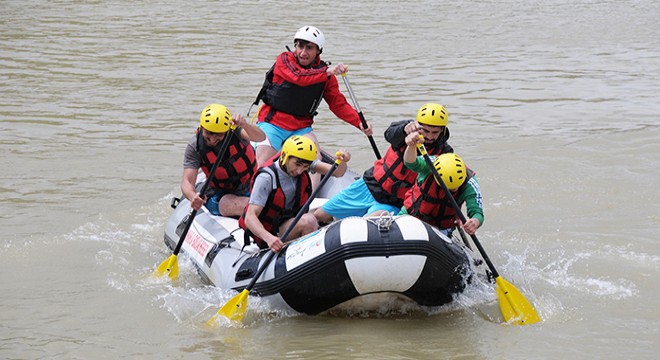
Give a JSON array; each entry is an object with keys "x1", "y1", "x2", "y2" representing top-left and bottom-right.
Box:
[
  {"x1": 199, "y1": 104, "x2": 231, "y2": 133},
  {"x1": 416, "y1": 103, "x2": 448, "y2": 127},
  {"x1": 433, "y1": 153, "x2": 466, "y2": 190},
  {"x1": 280, "y1": 136, "x2": 318, "y2": 166}
]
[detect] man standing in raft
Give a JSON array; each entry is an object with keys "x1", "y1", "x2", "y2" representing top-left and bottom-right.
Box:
[{"x1": 251, "y1": 25, "x2": 373, "y2": 185}]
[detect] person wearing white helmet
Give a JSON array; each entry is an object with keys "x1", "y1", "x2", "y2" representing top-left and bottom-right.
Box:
[{"x1": 250, "y1": 25, "x2": 374, "y2": 186}]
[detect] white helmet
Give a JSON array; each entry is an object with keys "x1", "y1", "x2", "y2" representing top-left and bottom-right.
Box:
[{"x1": 294, "y1": 25, "x2": 325, "y2": 50}]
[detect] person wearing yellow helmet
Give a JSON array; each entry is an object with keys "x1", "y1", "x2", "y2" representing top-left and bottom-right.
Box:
[
  {"x1": 399, "y1": 134, "x2": 484, "y2": 236},
  {"x1": 250, "y1": 25, "x2": 374, "y2": 175},
  {"x1": 314, "y1": 103, "x2": 453, "y2": 223},
  {"x1": 181, "y1": 104, "x2": 266, "y2": 217},
  {"x1": 239, "y1": 136, "x2": 351, "y2": 252}
]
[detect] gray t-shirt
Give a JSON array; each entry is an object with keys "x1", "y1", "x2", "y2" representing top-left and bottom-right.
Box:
[
  {"x1": 183, "y1": 128, "x2": 245, "y2": 169},
  {"x1": 183, "y1": 133, "x2": 202, "y2": 169},
  {"x1": 183, "y1": 131, "x2": 250, "y2": 195},
  {"x1": 249, "y1": 164, "x2": 298, "y2": 210}
]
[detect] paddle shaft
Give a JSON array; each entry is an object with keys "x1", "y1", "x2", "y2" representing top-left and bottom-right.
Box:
[
  {"x1": 172, "y1": 129, "x2": 235, "y2": 256},
  {"x1": 341, "y1": 74, "x2": 381, "y2": 160},
  {"x1": 456, "y1": 224, "x2": 473, "y2": 251},
  {"x1": 241, "y1": 160, "x2": 341, "y2": 293},
  {"x1": 417, "y1": 145, "x2": 500, "y2": 279}
]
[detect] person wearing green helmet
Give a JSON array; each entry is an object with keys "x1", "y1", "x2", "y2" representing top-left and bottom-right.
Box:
[
  {"x1": 399, "y1": 134, "x2": 484, "y2": 236},
  {"x1": 181, "y1": 104, "x2": 266, "y2": 217},
  {"x1": 239, "y1": 136, "x2": 351, "y2": 252}
]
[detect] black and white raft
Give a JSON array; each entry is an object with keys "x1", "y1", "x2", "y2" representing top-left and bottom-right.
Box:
[
  {"x1": 163, "y1": 147, "x2": 480, "y2": 315},
  {"x1": 163, "y1": 175, "x2": 475, "y2": 314}
]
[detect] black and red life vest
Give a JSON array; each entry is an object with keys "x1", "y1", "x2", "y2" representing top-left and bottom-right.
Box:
[
  {"x1": 254, "y1": 58, "x2": 328, "y2": 121},
  {"x1": 404, "y1": 168, "x2": 475, "y2": 229},
  {"x1": 197, "y1": 130, "x2": 257, "y2": 192},
  {"x1": 363, "y1": 141, "x2": 451, "y2": 208},
  {"x1": 238, "y1": 155, "x2": 312, "y2": 247}
]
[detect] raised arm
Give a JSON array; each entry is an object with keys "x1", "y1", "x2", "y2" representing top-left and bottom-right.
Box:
[
  {"x1": 385, "y1": 120, "x2": 420, "y2": 148},
  {"x1": 233, "y1": 114, "x2": 265, "y2": 142},
  {"x1": 403, "y1": 132, "x2": 424, "y2": 165}
]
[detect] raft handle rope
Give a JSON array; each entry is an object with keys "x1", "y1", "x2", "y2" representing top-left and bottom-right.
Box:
[{"x1": 375, "y1": 212, "x2": 396, "y2": 232}]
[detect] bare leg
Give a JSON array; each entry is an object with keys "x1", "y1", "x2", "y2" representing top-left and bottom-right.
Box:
[
  {"x1": 279, "y1": 213, "x2": 319, "y2": 241},
  {"x1": 218, "y1": 194, "x2": 249, "y2": 217},
  {"x1": 256, "y1": 144, "x2": 278, "y2": 167},
  {"x1": 313, "y1": 207, "x2": 334, "y2": 223}
]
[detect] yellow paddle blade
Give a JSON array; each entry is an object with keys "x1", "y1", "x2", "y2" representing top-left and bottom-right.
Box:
[
  {"x1": 208, "y1": 289, "x2": 249, "y2": 325},
  {"x1": 152, "y1": 254, "x2": 179, "y2": 280},
  {"x1": 495, "y1": 277, "x2": 541, "y2": 325}
]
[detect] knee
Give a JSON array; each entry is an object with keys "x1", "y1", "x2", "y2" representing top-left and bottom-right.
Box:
[
  {"x1": 313, "y1": 207, "x2": 332, "y2": 223},
  {"x1": 256, "y1": 145, "x2": 276, "y2": 166},
  {"x1": 218, "y1": 195, "x2": 248, "y2": 217},
  {"x1": 299, "y1": 214, "x2": 319, "y2": 232}
]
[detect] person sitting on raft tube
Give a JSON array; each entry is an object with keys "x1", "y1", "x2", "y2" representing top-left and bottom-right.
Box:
[
  {"x1": 251, "y1": 25, "x2": 373, "y2": 187},
  {"x1": 314, "y1": 102, "x2": 453, "y2": 223},
  {"x1": 239, "y1": 136, "x2": 351, "y2": 252},
  {"x1": 181, "y1": 104, "x2": 265, "y2": 217},
  {"x1": 400, "y1": 133, "x2": 483, "y2": 237}
]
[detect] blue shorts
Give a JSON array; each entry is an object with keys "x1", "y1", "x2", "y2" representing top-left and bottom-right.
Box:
[
  {"x1": 322, "y1": 178, "x2": 401, "y2": 219},
  {"x1": 205, "y1": 188, "x2": 250, "y2": 216},
  {"x1": 253, "y1": 122, "x2": 313, "y2": 152}
]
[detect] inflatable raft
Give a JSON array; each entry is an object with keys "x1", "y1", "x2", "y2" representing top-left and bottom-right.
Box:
[{"x1": 162, "y1": 160, "x2": 476, "y2": 315}]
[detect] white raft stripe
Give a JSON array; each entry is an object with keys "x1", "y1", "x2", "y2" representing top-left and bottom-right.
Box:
[
  {"x1": 345, "y1": 255, "x2": 427, "y2": 294},
  {"x1": 395, "y1": 215, "x2": 430, "y2": 242},
  {"x1": 339, "y1": 217, "x2": 370, "y2": 245},
  {"x1": 341, "y1": 216, "x2": 427, "y2": 294}
]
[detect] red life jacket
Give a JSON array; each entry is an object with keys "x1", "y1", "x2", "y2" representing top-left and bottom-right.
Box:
[
  {"x1": 197, "y1": 130, "x2": 257, "y2": 192},
  {"x1": 255, "y1": 53, "x2": 328, "y2": 121},
  {"x1": 238, "y1": 155, "x2": 312, "y2": 247},
  {"x1": 404, "y1": 168, "x2": 475, "y2": 229},
  {"x1": 363, "y1": 141, "x2": 451, "y2": 208}
]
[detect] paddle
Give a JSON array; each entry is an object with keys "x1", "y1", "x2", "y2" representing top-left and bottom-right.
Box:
[
  {"x1": 456, "y1": 223, "x2": 473, "y2": 251},
  {"x1": 208, "y1": 156, "x2": 342, "y2": 324},
  {"x1": 416, "y1": 143, "x2": 541, "y2": 325},
  {"x1": 341, "y1": 72, "x2": 381, "y2": 160},
  {"x1": 152, "y1": 128, "x2": 235, "y2": 280}
]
